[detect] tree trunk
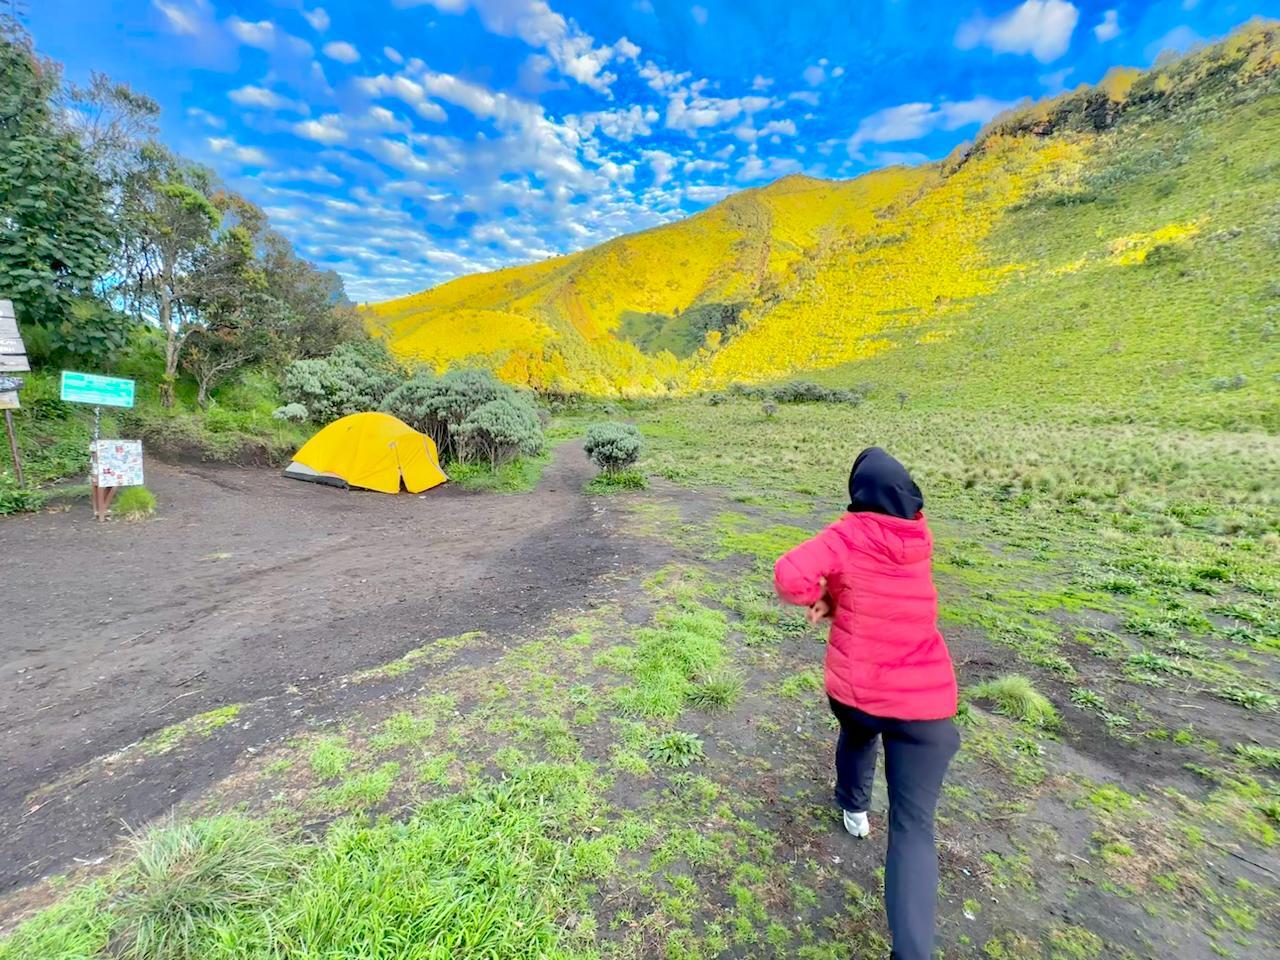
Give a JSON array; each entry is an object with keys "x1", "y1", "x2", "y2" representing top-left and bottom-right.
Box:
[
  {"x1": 196, "y1": 373, "x2": 211, "y2": 407},
  {"x1": 159, "y1": 284, "x2": 177, "y2": 407}
]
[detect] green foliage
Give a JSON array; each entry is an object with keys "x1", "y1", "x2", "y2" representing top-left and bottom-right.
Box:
[
  {"x1": 308, "y1": 736, "x2": 354, "y2": 780},
  {"x1": 967, "y1": 675, "x2": 1060, "y2": 728},
  {"x1": 1234, "y1": 744, "x2": 1280, "y2": 771},
  {"x1": 584, "y1": 421, "x2": 643, "y2": 474},
  {"x1": 648, "y1": 730, "x2": 705, "y2": 767},
  {"x1": 0, "y1": 30, "x2": 115, "y2": 334},
  {"x1": 380, "y1": 367, "x2": 544, "y2": 465},
  {"x1": 687, "y1": 668, "x2": 745, "y2": 709},
  {"x1": 113, "y1": 485, "x2": 157, "y2": 520},
  {"x1": 611, "y1": 602, "x2": 728, "y2": 720},
  {"x1": 453, "y1": 396, "x2": 545, "y2": 467},
  {"x1": 283, "y1": 340, "x2": 402, "y2": 424},
  {"x1": 585, "y1": 468, "x2": 647, "y2": 494},
  {"x1": 113, "y1": 816, "x2": 299, "y2": 960},
  {"x1": 0, "y1": 476, "x2": 47, "y2": 515},
  {"x1": 271, "y1": 402, "x2": 308, "y2": 422}
]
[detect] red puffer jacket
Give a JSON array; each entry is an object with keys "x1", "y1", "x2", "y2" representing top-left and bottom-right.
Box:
[{"x1": 774, "y1": 511, "x2": 957, "y2": 721}]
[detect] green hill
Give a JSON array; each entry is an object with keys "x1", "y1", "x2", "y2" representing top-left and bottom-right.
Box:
[{"x1": 367, "y1": 23, "x2": 1279, "y2": 429}]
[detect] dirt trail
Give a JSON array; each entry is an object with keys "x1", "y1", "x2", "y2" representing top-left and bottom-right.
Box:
[{"x1": 0, "y1": 442, "x2": 635, "y2": 892}]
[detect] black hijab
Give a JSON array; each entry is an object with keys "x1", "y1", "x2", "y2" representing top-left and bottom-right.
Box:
[{"x1": 847, "y1": 447, "x2": 924, "y2": 519}]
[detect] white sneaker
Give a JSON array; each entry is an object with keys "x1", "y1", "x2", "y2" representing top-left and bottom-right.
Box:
[{"x1": 843, "y1": 810, "x2": 870, "y2": 838}]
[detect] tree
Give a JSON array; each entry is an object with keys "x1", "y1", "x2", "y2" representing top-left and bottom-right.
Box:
[
  {"x1": 0, "y1": 25, "x2": 114, "y2": 334},
  {"x1": 117, "y1": 146, "x2": 225, "y2": 404}
]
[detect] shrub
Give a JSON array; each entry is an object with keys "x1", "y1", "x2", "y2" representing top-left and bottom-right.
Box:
[
  {"x1": 0, "y1": 477, "x2": 46, "y2": 515},
  {"x1": 762, "y1": 401, "x2": 778, "y2": 418},
  {"x1": 648, "y1": 731, "x2": 705, "y2": 767},
  {"x1": 967, "y1": 675, "x2": 1060, "y2": 728},
  {"x1": 113, "y1": 485, "x2": 157, "y2": 520},
  {"x1": 271, "y1": 403, "x2": 308, "y2": 422},
  {"x1": 687, "y1": 669, "x2": 744, "y2": 710},
  {"x1": 114, "y1": 816, "x2": 299, "y2": 960},
  {"x1": 452, "y1": 397, "x2": 544, "y2": 468},
  {"x1": 769, "y1": 380, "x2": 862, "y2": 405},
  {"x1": 381, "y1": 368, "x2": 543, "y2": 464},
  {"x1": 584, "y1": 422, "x2": 643, "y2": 475},
  {"x1": 282, "y1": 340, "x2": 401, "y2": 423}
]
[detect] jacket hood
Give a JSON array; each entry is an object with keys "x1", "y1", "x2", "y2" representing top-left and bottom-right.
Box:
[
  {"x1": 837, "y1": 510, "x2": 933, "y2": 564},
  {"x1": 847, "y1": 447, "x2": 924, "y2": 519}
]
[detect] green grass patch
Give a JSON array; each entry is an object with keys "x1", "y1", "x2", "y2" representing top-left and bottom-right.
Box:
[
  {"x1": 112, "y1": 485, "x2": 157, "y2": 520},
  {"x1": 585, "y1": 468, "x2": 647, "y2": 494},
  {"x1": 967, "y1": 676, "x2": 1059, "y2": 729},
  {"x1": 610, "y1": 601, "x2": 729, "y2": 720},
  {"x1": 142, "y1": 705, "x2": 242, "y2": 756},
  {"x1": 446, "y1": 452, "x2": 550, "y2": 493}
]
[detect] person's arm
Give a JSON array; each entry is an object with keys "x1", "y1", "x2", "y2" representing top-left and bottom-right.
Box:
[{"x1": 774, "y1": 527, "x2": 841, "y2": 607}]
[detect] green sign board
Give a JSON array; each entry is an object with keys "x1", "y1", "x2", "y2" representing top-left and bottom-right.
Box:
[{"x1": 60, "y1": 370, "x2": 136, "y2": 408}]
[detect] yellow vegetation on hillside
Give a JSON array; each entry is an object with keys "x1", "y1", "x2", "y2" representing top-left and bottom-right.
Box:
[
  {"x1": 1107, "y1": 221, "x2": 1203, "y2": 265},
  {"x1": 363, "y1": 22, "x2": 1278, "y2": 396}
]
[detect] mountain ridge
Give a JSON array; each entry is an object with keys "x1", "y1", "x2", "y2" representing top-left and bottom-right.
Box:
[{"x1": 365, "y1": 21, "x2": 1280, "y2": 403}]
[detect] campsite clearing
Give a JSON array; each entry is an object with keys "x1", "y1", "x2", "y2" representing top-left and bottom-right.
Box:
[{"x1": 1, "y1": 402, "x2": 1278, "y2": 960}]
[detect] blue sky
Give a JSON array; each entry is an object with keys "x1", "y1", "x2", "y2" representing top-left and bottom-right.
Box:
[{"x1": 29, "y1": 0, "x2": 1280, "y2": 302}]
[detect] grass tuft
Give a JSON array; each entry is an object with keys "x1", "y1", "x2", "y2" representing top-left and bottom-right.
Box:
[
  {"x1": 967, "y1": 675, "x2": 1060, "y2": 728},
  {"x1": 113, "y1": 485, "x2": 157, "y2": 520}
]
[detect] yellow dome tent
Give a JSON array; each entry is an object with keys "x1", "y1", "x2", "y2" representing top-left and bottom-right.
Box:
[{"x1": 283, "y1": 412, "x2": 448, "y2": 494}]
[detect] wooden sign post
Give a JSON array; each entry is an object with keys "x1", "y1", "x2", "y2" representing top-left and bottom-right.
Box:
[{"x1": 0, "y1": 300, "x2": 29, "y2": 487}]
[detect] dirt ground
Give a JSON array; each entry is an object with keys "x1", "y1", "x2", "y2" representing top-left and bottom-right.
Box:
[{"x1": 0, "y1": 442, "x2": 641, "y2": 894}]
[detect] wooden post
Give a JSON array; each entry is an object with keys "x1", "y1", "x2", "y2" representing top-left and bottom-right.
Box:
[{"x1": 3, "y1": 409, "x2": 21, "y2": 488}]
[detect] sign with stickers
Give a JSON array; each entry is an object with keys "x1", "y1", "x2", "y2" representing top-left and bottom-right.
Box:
[{"x1": 92, "y1": 439, "x2": 145, "y2": 487}]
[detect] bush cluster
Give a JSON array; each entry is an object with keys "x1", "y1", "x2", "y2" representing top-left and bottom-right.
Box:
[
  {"x1": 708, "y1": 380, "x2": 864, "y2": 406},
  {"x1": 381, "y1": 368, "x2": 543, "y2": 467},
  {"x1": 282, "y1": 341, "x2": 402, "y2": 424},
  {"x1": 583, "y1": 421, "x2": 643, "y2": 475}
]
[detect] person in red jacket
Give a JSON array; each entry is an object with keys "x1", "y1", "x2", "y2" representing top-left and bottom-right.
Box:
[{"x1": 774, "y1": 447, "x2": 959, "y2": 960}]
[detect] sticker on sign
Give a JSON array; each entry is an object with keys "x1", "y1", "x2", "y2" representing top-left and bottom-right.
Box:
[{"x1": 60, "y1": 371, "x2": 136, "y2": 408}]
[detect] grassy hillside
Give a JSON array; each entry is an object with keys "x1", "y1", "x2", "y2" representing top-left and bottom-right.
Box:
[{"x1": 367, "y1": 22, "x2": 1280, "y2": 420}]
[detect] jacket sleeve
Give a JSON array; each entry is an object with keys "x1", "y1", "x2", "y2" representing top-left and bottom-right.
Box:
[{"x1": 774, "y1": 527, "x2": 842, "y2": 606}]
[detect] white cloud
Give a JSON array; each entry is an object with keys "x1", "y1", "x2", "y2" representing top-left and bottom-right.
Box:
[
  {"x1": 152, "y1": 0, "x2": 209, "y2": 35},
  {"x1": 751, "y1": 75, "x2": 773, "y2": 91},
  {"x1": 642, "y1": 149, "x2": 677, "y2": 187},
  {"x1": 803, "y1": 64, "x2": 825, "y2": 86},
  {"x1": 227, "y1": 16, "x2": 314, "y2": 55},
  {"x1": 258, "y1": 166, "x2": 343, "y2": 186},
  {"x1": 760, "y1": 118, "x2": 797, "y2": 137},
  {"x1": 831, "y1": 65, "x2": 845, "y2": 78},
  {"x1": 411, "y1": 0, "x2": 623, "y2": 93},
  {"x1": 683, "y1": 158, "x2": 725, "y2": 174},
  {"x1": 685, "y1": 184, "x2": 734, "y2": 203},
  {"x1": 789, "y1": 90, "x2": 820, "y2": 107},
  {"x1": 356, "y1": 71, "x2": 452, "y2": 122},
  {"x1": 737, "y1": 153, "x2": 801, "y2": 183},
  {"x1": 186, "y1": 106, "x2": 225, "y2": 129},
  {"x1": 228, "y1": 84, "x2": 305, "y2": 111},
  {"x1": 302, "y1": 6, "x2": 330, "y2": 31},
  {"x1": 614, "y1": 36, "x2": 641, "y2": 60},
  {"x1": 870, "y1": 150, "x2": 929, "y2": 168},
  {"x1": 227, "y1": 17, "x2": 276, "y2": 47},
  {"x1": 384, "y1": 46, "x2": 405, "y2": 64},
  {"x1": 847, "y1": 95, "x2": 1015, "y2": 151},
  {"x1": 1093, "y1": 9, "x2": 1119, "y2": 42},
  {"x1": 666, "y1": 90, "x2": 771, "y2": 133},
  {"x1": 322, "y1": 40, "x2": 360, "y2": 63},
  {"x1": 956, "y1": 0, "x2": 1079, "y2": 63},
  {"x1": 292, "y1": 114, "x2": 349, "y2": 144},
  {"x1": 208, "y1": 136, "x2": 272, "y2": 166},
  {"x1": 570, "y1": 104, "x2": 658, "y2": 141},
  {"x1": 638, "y1": 60, "x2": 692, "y2": 93},
  {"x1": 690, "y1": 4, "x2": 708, "y2": 25}
]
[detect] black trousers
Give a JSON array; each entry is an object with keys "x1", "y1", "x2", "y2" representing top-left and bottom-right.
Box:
[{"x1": 829, "y1": 697, "x2": 960, "y2": 960}]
